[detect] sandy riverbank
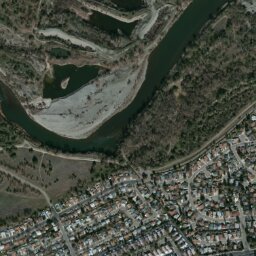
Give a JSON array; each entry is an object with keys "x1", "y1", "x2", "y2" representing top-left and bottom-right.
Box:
[
  {"x1": 28, "y1": 0, "x2": 191, "y2": 140},
  {"x1": 38, "y1": 29, "x2": 115, "y2": 57},
  {"x1": 28, "y1": 58, "x2": 148, "y2": 140},
  {"x1": 61, "y1": 78, "x2": 70, "y2": 90}
]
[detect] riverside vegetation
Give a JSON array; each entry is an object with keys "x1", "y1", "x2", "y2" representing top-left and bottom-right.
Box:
[
  {"x1": 0, "y1": 116, "x2": 22, "y2": 153},
  {"x1": 122, "y1": 2, "x2": 256, "y2": 167}
]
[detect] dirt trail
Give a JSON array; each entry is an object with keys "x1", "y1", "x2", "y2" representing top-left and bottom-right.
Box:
[{"x1": 0, "y1": 164, "x2": 76, "y2": 255}]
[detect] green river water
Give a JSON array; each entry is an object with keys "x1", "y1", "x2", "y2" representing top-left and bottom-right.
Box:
[
  {"x1": 43, "y1": 65, "x2": 99, "y2": 99},
  {"x1": 0, "y1": 0, "x2": 228, "y2": 154}
]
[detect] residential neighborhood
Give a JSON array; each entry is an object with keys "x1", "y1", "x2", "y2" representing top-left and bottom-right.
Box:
[
  {"x1": 0, "y1": 108, "x2": 256, "y2": 255},
  {"x1": 0, "y1": 0, "x2": 255, "y2": 254}
]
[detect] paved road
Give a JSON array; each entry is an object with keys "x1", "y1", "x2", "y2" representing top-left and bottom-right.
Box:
[
  {"x1": 236, "y1": 201, "x2": 250, "y2": 251},
  {"x1": 0, "y1": 165, "x2": 76, "y2": 256},
  {"x1": 230, "y1": 141, "x2": 256, "y2": 178},
  {"x1": 230, "y1": 144, "x2": 243, "y2": 168},
  {"x1": 186, "y1": 162, "x2": 237, "y2": 224},
  {"x1": 150, "y1": 100, "x2": 256, "y2": 172},
  {"x1": 59, "y1": 179, "x2": 138, "y2": 216},
  {"x1": 214, "y1": 249, "x2": 255, "y2": 256},
  {"x1": 51, "y1": 206, "x2": 76, "y2": 256},
  {"x1": 0, "y1": 179, "x2": 138, "y2": 245},
  {"x1": 187, "y1": 165, "x2": 226, "y2": 223}
]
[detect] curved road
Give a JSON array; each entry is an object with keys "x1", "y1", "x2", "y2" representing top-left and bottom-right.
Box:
[{"x1": 150, "y1": 100, "x2": 256, "y2": 172}]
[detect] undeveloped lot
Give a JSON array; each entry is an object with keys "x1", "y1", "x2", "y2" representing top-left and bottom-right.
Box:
[{"x1": 0, "y1": 148, "x2": 93, "y2": 201}]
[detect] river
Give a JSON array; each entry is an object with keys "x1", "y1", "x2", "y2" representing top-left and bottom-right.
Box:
[
  {"x1": 0, "y1": 0, "x2": 228, "y2": 154},
  {"x1": 89, "y1": 11, "x2": 137, "y2": 36},
  {"x1": 110, "y1": 0, "x2": 145, "y2": 11}
]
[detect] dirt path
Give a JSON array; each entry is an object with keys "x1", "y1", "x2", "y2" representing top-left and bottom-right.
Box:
[
  {"x1": 38, "y1": 153, "x2": 45, "y2": 184},
  {"x1": 0, "y1": 164, "x2": 51, "y2": 205},
  {"x1": 35, "y1": 0, "x2": 43, "y2": 28},
  {"x1": 16, "y1": 140, "x2": 102, "y2": 163},
  {"x1": 0, "y1": 164, "x2": 76, "y2": 255},
  {"x1": 15, "y1": 140, "x2": 123, "y2": 166}
]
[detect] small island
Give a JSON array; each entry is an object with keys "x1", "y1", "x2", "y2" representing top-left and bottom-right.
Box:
[{"x1": 61, "y1": 77, "x2": 70, "y2": 90}]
